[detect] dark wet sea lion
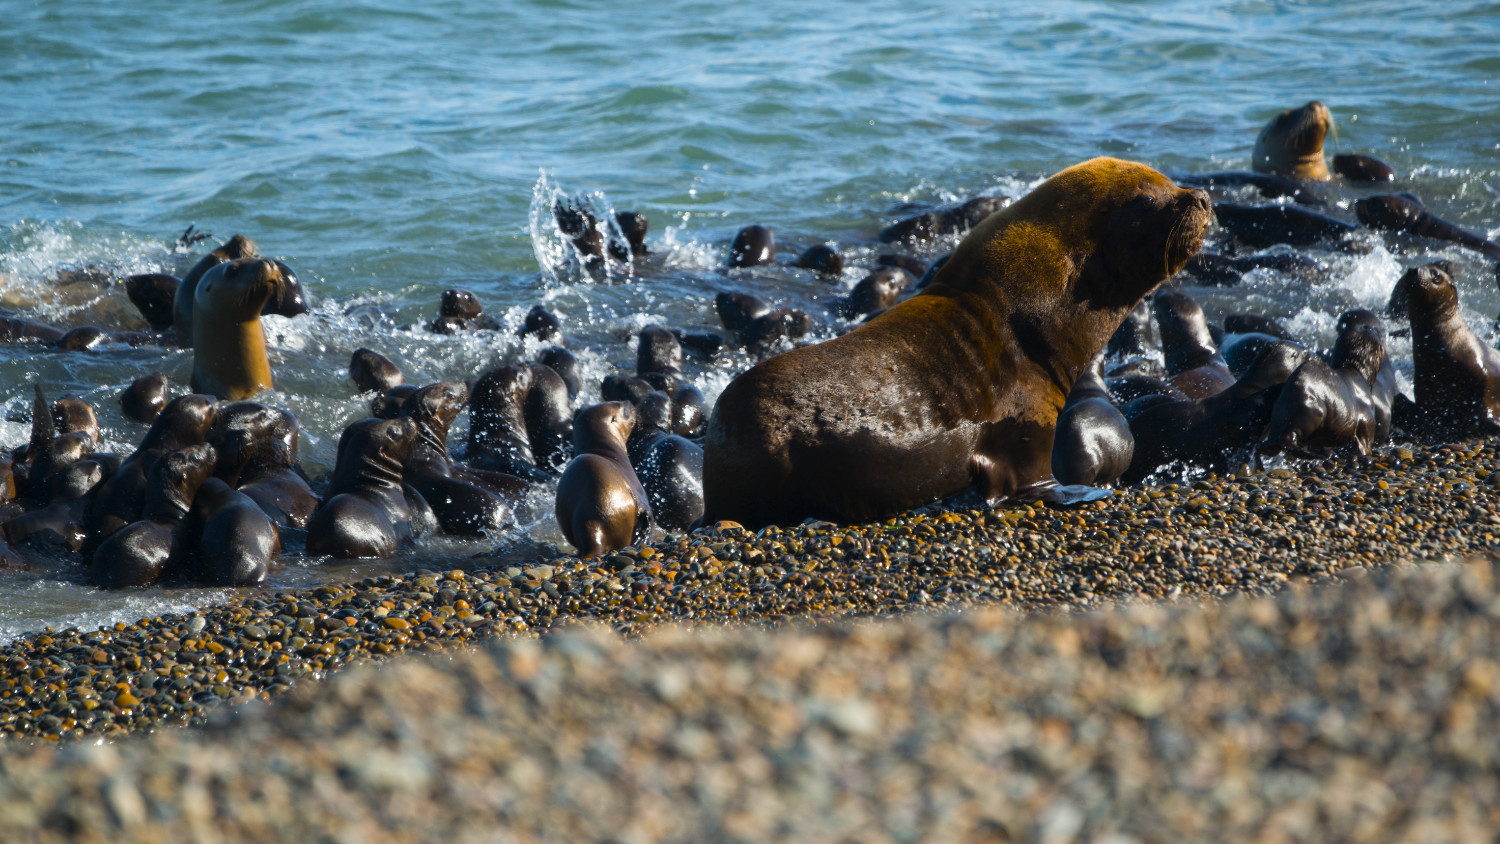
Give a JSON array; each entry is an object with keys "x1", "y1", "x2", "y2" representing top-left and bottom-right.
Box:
[
  {"x1": 371, "y1": 384, "x2": 419, "y2": 419},
  {"x1": 467, "y1": 365, "x2": 551, "y2": 481},
  {"x1": 1105, "y1": 357, "x2": 1164, "y2": 379},
  {"x1": 1395, "y1": 264, "x2": 1500, "y2": 438},
  {"x1": 208, "y1": 402, "x2": 316, "y2": 528},
  {"x1": 52, "y1": 394, "x2": 100, "y2": 445},
  {"x1": 702, "y1": 158, "x2": 1213, "y2": 526},
  {"x1": 173, "y1": 234, "x2": 258, "y2": 348},
  {"x1": 839, "y1": 267, "x2": 910, "y2": 319},
  {"x1": 350, "y1": 348, "x2": 404, "y2": 394},
  {"x1": 1222, "y1": 332, "x2": 1303, "y2": 378},
  {"x1": 1155, "y1": 290, "x2": 1235, "y2": 399},
  {"x1": 523, "y1": 363, "x2": 574, "y2": 470},
  {"x1": 120, "y1": 372, "x2": 170, "y2": 424},
  {"x1": 1183, "y1": 251, "x2": 1327, "y2": 287},
  {"x1": 173, "y1": 477, "x2": 277, "y2": 586},
  {"x1": 715, "y1": 291, "x2": 772, "y2": 333},
  {"x1": 636, "y1": 325, "x2": 684, "y2": 390},
  {"x1": 1051, "y1": 356, "x2": 1133, "y2": 487},
  {"x1": 1223, "y1": 314, "x2": 1296, "y2": 341},
  {"x1": 0, "y1": 318, "x2": 64, "y2": 345},
  {"x1": 1173, "y1": 171, "x2": 1325, "y2": 206},
  {"x1": 601, "y1": 373, "x2": 657, "y2": 405},
  {"x1": 538, "y1": 345, "x2": 581, "y2": 400},
  {"x1": 1105, "y1": 299, "x2": 1154, "y2": 359},
  {"x1": 1123, "y1": 341, "x2": 1312, "y2": 484},
  {"x1": 263, "y1": 260, "x2": 309, "y2": 318},
  {"x1": 399, "y1": 381, "x2": 512, "y2": 537},
  {"x1": 90, "y1": 444, "x2": 215, "y2": 588},
  {"x1": 1260, "y1": 354, "x2": 1374, "y2": 459},
  {"x1": 1355, "y1": 194, "x2": 1500, "y2": 262},
  {"x1": 1213, "y1": 203, "x2": 1358, "y2": 249},
  {"x1": 616, "y1": 211, "x2": 649, "y2": 256},
  {"x1": 672, "y1": 330, "x2": 724, "y2": 361},
  {"x1": 306, "y1": 416, "x2": 421, "y2": 559},
  {"x1": 669, "y1": 382, "x2": 706, "y2": 438},
  {"x1": 520, "y1": 305, "x2": 566, "y2": 345},
  {"x1": 190, "y1": 257, "x2": 284, "y2": 400},
  {"x1": 794, "y1": 244, "x2": 844, "y2": 277},
  {"x1": 1333, "y1": 309, "x2": 1395, "y2": 442},
  {"x1": 556, "y1": 402, "x2": 652, "y2": 556},
  {"x1": 441, "y1": 289, "x2": 484, "y2": 320},
  {"x1": 878, "y1": 196, "x2": 1009, "y2": 245},
  {"x1": 82, "y1": 394, "x2": 218, "y2": 559},
  {"x1": 741, "y1": 308, "x2": 814, "y2": 351},
  {"x1": 554, "y1": 198, "x2": 610, "y2": 263},
  {"x1": 1105, "y1": 374, "x2": 1186, "y2": 404},
  {"x1": 124, "y1": 273, "x2": 180, "y2": 331},
  {"x1": 1252, "y1": 100, "x2": 1333, "y2": 181},
  {"x1": 627, "y1": 392, "x2": 704, "y2": 531},
  {"x1": 1333, "y1": 153, "x2": 1397, "y2": 183},
  {"x1": 728, "y1": 225, "x2": 776, "y2": 268}
]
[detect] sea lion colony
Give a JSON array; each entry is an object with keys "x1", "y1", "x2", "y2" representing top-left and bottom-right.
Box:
[{"x1": 0, "y1": 101, "x2": 1497, "y2": 585}]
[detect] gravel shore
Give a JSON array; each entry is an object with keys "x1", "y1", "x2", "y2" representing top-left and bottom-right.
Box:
[
  {"x1": 0, "y1": 558, "x2": 1496, "y2": 842},
  {"x1": 0, "y1": 437, "x2": 1496, "y2": 839}
]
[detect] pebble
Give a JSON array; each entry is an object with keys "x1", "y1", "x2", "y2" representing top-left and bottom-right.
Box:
[{"x1": 0, "y1": 438, "x2": 1496, "y2": 741}]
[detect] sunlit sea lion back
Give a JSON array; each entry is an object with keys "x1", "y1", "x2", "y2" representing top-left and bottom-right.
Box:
[
  {"x1": 1252, "y1": 100, "x2": 1333, "y2": 181},
  {"x1": 701, "y1": 157, "x2": 1212, "y2": 528}
]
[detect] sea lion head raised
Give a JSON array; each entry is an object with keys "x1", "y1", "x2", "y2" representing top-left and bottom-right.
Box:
[
  {"x1": 190, "y1": 257, "x2": 284, "y2": 401},
  {"x1": 1252, "y1": 101, "x2": 1333, "y2": 181}
]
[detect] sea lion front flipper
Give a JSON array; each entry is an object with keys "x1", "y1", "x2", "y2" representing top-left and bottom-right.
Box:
[{"x1": 1015, "y1": 478, "x2": 1114, "y2": 507}]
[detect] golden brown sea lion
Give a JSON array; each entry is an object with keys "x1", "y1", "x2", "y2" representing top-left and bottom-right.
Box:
[
  {"x1": 190, "y1": 257, "x2": 283, "y2": 401},
  {"x1": 701, "y1": 158, "x2": 1212, "y2": 527},
  {"x1": 555, "y1": 402, "x2": 652, "y2": 557},
  {"x1": 1252, "y1": 100, "x2": 1333, "y2": 181}
]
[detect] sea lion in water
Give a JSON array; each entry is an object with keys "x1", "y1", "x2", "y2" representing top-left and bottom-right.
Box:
[
  {"x1": 636, "y1": 325, "x2": 685, "y2": 391},
  {"x1": 399, "y1": 381, "x2": 513, "y2": 537},
  {"x1": 1394, "y1": 263, "x2": 1500, "y2": 438},
  {"x1": 190, "y1": 257, "x2": 285, "y2": 400},
  {"x1": 306, "y1": 416, "x2": 421, "y2": 559},
  {"x1": 728, "y1": 225, "x2": 776, "y2": 268},
  {"x1": 701, "y1": 158, "x2": 1213, "y2": 527},
  {"x1": 1252, "y1": 100, "x2": 1333, "y2": 181},
  {"x1": 616, "y1": 211, "x2": 649, "y2": 257},
  {"x1": 173, "y1": 477, "x2": 278, "y2": 586},
  {"x1": 519, "y1": 305, "x2": 566, "y2": 345},
  {"x1": 794, "y1": 244, "x2": 844, "y2": 277},
  {"x1": 90, "y1": 443, "x2": 217, "y2": 589},
  {"x1": 1355, "y1": 194, "x2": 1500, "y2": 262},
  {"x1": 715, "y1": 291, "x2": 772, "y2": 333},
  {"x1": 1155, "y1": 290, "x2": 1236, "y2": 399},
  {"x1": 1051, "y1": 356, "x2": 1133, "y2": 487},
  {"x1": 838, "y1": 267, "x2": 910, "y2": 319},
  {"x1": 209, "y1": 402, "x2": 317, "y2": 529},
  {"x1": 173, "y1": 234, "x2": 258, "y2": 348},
  {"x1": 539, "y1": 346, "x2": 581, "y2": 400},
  {"x1": 1333, "y1": 309, "x2": 1395, "y2": 443},
  {"x1": 467, "y1": 365, "x2": 552, "y2": 481},
  {"x1": 878, "y1": 196, "x2": 1009, "y2": 245},
  {"x1": 1333, "y1": 154, "x2": 1397, "y2": 183},
  {"x1": 124, "y1": 273, "x2": 180, "y2": 331},
  {"x1": 1212, "y1": 203, "x2": 1358, "y2": 249},
  {"x1": 555, "y1": 402, "x2": 652, "y2": 556},
  {"x1": 349, "y1": 348, "x2": 404, "y2": 394},
  {"x1": 120, "y1": 372, "x2": 170, "y2": 424}
]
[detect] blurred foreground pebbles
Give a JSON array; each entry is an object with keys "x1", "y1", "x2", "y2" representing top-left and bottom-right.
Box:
[{"x1": 0, "y1": 554, "x2": 1497, "y2": 840}]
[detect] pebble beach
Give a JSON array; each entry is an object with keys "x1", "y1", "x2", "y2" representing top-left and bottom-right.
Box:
[{"x1": 0, "y1": 434, "x2": 1494, "y2": 839}]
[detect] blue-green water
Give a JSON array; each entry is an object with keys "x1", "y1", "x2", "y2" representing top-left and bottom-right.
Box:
[{"x1": 0, "y1": 0, "x2": 1497, "y2": 637}]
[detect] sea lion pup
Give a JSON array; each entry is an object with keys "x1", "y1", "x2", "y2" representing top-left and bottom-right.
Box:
[
  {"x1": 838, "y1": 267, "x2": 910, "y2": 320},
  {"x1": 306, "y1": 416, "x2": 421, "y2": 559},
  {"x1": 1332, "y1": 309, "x2": 1395, "y2": 443},
  {"x1": 672, "y1": 330, "x2": 724, "y2": 361},
  {"x1": 878, "y1": 196, "x2": 1009, "y2": 245},
  {"x1": 398, "y1": 381, "x2": 512, "y2": 537},
  {"x1": 878, "y1": 253, "x2": 930, "y2": 278},
  {"x1": 1259, "y1": 335, "x2": 1379, "y2": 460},
  {"x1": 467, "y1": 364, "x2": 552, "y2": 481},
  {"x1": 1333, "y1": 154, "x2": 1397, "y2": 183},
  {"x1": 601, "y1": 374, "x2": 657, "y2": 405},
  {"x1": 90, "y1": 443, "x2": 216, "y2": 589},
  {"x1": 616, "y1": 211, "x2": 649, "y2": 257},
  {"x1": 171, "y1": 477, "x2": 278, "y2": 586},
  {"x1": 429, "y1": 289, "x2": 496, "y2": 334},
  {"x1": 1355, "y1": 194, "x2": 1500, "y2": 262},
  {"x1": 702, "y1": 158, "x2": 1213, "y2": 526},
  {"x1": 263, "y1": 260, "x2": 309, "y2": 318},
  {"x1": 81, "y1": 394, "x2": 218, "y2": 559},
  {"x1": 794, "y1": 244, "x2": 844, "y2": 277},
  {"x1": 637, "y1": 325, "x2": 684, "y2": 391},
  {"x1": 715, "y1": 291, "x2": 772, "y2": 333},
  {"x1": 538, "y1": 345, "x2": 581, "y2": 400},
  {"x1": 554, "y1": 198, "x2": 628, "y2": 264},
  {"x1": 741, "y1": 308, "x2": 815, "y2": 352},
  {"x1": 1155, "y1": 290, "x2": 1236, "y2": 399},
  {"x1": 1182, "y1": 251, "x2": 1326, "y2": 286},
  {"x1": 1212, "y1": 203, "x2": 1358, "y2": 249},
  {"x1": 0, "y1": 317, "x2": 65, "y2": 345},
  {"x1": 1252, "y1": 100, "x2": 1333, "y2": 181},
  {"x1": 173, "y1": 234, "x2": 258, "y2": 347},
  {"x1": 123, "y1": 273, "x2": 180, "y2": 330},
  {"x1": 371, "y1": 384, "x2": 419, "y2": 419},
  {"x1": 1172, "y1": 170, "x2": 1324, "y2": 206},
  {"x1": 556, "y1": 402, "x2": 652, "y2": 556},
  {"x1": 209, "y1": 402, "x2": 317, "y2": 529},
  {"x1": 120, "y1": 372, "x2": 170, "y2": 424},
  {"x1": 519, "y1": 305, "x2": 566, "y2": 345},
  {"x1": 349, "y1": 348, "x2": 404, "y2": 394},
  {"x1": 1051, "y1": 356, "x2": 1133, "y2": 487},
  {"x1": 1395, "y1": 264, "x2": 1500, "y2": 438},
  {"x1": 1222, "y1": 332, "x2": 1304, "y2": 378},
  {"x1": 1106, "y1": 374, "x2": 1187, "y2": 404},
  {"x1": 1105, "y1": 299, "x2": 1153, "y2": 359},
  {"x1": 1224, "y1": 313, "x2": 1296, "y2": 341},
  {"x1": 728, "y1": 224, "x2": 776, "y2": 268},
  {"x1": 51, "y1": 394, "x2": 100, "y2": 445},
  {"x1": 627, "y1": 392, "x2": 705, "y2": 531},
  {"x1": 524, "y1": 362, "x2": 574, "y2": 470},
  {"x1": 1122, "y1": 341, "x2": 1312, "y2": 484},
  {"x1": 190, "y1": 257, "x2": 286, "y2": 401}
]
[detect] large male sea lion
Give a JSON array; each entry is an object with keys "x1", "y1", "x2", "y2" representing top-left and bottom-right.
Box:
[
  {"x1": 701, "y1": 158, "x2": 1212, "y2": 527},
  {"x1": 1252, "y1": 101, "x2": 1333, "y2": 181},
  {"x1": 190, "y1": 257, "x2": 285, "y2": 400}
]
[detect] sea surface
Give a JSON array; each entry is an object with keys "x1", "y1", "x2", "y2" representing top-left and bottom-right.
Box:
[{"x1": 0, "y1": 0, "x2": 1497, "y2": 639}]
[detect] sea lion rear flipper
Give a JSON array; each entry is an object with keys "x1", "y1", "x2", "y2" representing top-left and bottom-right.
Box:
[{"x1": 1016, "y1": 479, "x2": 1114, "y2": 507}]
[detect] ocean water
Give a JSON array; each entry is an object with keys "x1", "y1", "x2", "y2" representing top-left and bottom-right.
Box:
[{"x1": 0, "y1": 0, "x2": 1497, "y2": 639}]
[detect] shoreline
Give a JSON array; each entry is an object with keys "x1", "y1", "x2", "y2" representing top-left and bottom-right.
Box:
[{"x1": 0, "y1": 435, "x2": 1495, "y2": 743}]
